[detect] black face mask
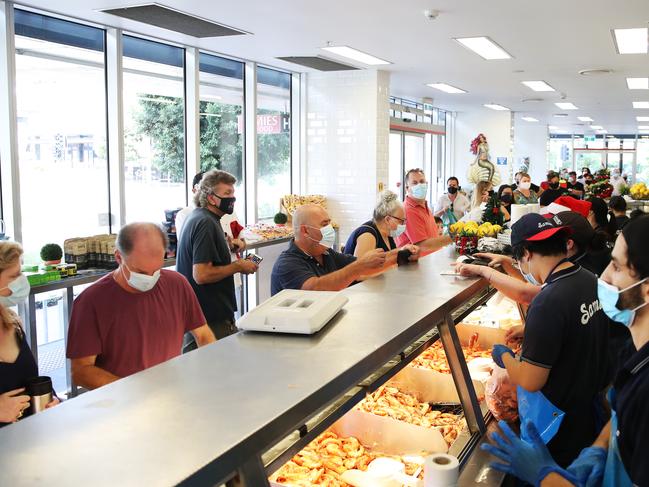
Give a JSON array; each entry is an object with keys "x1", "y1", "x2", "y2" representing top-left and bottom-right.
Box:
[
  {"x1": 211, "y1": 194, "x2": 236, "y2": 215},
  {"x1": 448, "y1": 186, "x2": 458, "y2": 195},
  {"x1": 550, "y1": 182, "x2": 560, "y2": 190},
  {"x1": 500, "y1": 194, "x2": 513, "y2": 204}
]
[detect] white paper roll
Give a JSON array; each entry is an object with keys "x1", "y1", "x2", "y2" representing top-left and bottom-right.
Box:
[
  {"x1": 424, "y1": 453, "x2": 459, "y2": 487},
  {"x1": 509, "y1": 204, "x2": 528, "y2": 224}
]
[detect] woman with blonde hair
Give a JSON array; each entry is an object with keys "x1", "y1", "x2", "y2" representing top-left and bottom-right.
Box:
[
  {"x1": 0, "y1": 242, "x2": 58, "y2": 426},
  {"x1": 471, "y1": 180, "x2": 493, "y2": 210},
  {"x1": 513, "y1": 172, "x2": 539, "y2": 205}
]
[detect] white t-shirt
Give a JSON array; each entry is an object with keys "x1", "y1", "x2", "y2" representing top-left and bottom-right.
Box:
[{"x1": 435, "y1": 193, "x2": 471, "y2": 220}]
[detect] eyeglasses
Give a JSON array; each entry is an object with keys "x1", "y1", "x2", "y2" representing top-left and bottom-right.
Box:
[{"x1": 388, "y1": 214, "x2": 406, "y2": 224}]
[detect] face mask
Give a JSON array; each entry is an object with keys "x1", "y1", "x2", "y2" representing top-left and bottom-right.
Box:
[
  {"x1": 123, "y1": 263, "x2": 160, "y2": 292},
  {"x1": 410, "y1": 183, "x2": 428, "y2": 200},
  {"x1": 519, "y1": 181, "x2": 531, "y2": 190},
  {"x1": 390, "y1": 224, "x2": 406, "y2": 238},
  {"x1": 597, "y1": 278, "x2": 648, "y2": 327},
  {"x1": 501, "y1": 194, "x2": 513, "y2": 204},
  {"x1": 211, "y1": 193, "x2": 236, "y2": 215},
  {"x1": 307, "y1": 224, "x2": 336, "y2": 249},
  {"x1": 447, "y1": 186, "x2": 458, "y2": 195},
  {"x1": 519, "y1": 258, "x2": 541, "y2": 286},
  {"x1": 550, "y1": 182, "x2": 560, "y2": 190},
  {"x1": 0, "y1": 275, "x2": 30, "y2": 307}
]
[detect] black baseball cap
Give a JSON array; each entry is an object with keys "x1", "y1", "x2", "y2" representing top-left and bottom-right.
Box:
[
  {"x1": 511, "y1": 213, "x2": 568, "y2": 247},
  {"x1": 551, "y1": 211, "x2": 593, "y2": 249}
]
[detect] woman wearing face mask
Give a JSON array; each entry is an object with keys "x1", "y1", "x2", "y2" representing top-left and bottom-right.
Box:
[
  {"x1": 0, "y1": 242, "x2": 59, "y2": 426},
  {"x1": 345, "y1": 191, "x2": 418, "y2": 257},
  {"x1": 514, "y1": 173, "x2": 540, "y2": 205},
  {"x1": 498, "y1": 185, "x2": 514, "y2": 222},
  {"x1": 480, "y1": 215, "x2": 649, "y2": 487}
]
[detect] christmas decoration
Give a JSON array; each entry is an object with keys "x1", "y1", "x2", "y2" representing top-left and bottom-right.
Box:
[
  {"x1": 587, "y1": 169, "x2": 613, "y2": 199},
  {"x1": 482, "y1": 193, "x2": 506, "y2": 226}
]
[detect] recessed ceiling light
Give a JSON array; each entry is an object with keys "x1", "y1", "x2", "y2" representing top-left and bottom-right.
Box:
[
  {"x1": 590, "y1": 125, "x2": 604, "y2": 130},
  {"x1": 637, "y1": 116, "x2": 649, "y2": 121},
  {"x1": 578, "y1": 116, "x2": 594, "y2": 122},
  {"x1": 320, "y1": 45, "x2": 391, "y2": 65},
  {"x1": 612, "y1": 28, "x2": 648, "y2": 54},
  {"x1": 627, "y1": 77, "x2": 649, "y2": 89},
  {"x1": 639, "y1": 125, "x2": 649, "y2": 129},
  {"x1": 521, "y1": 80, "x2": 555, "y2": 92},
  {"x1": 548, "y1": 125, "x2": 559, "y2": 129},
  {"x1": 633, "y1": 101, "x2": 649, "y2": 109},
  {"x1": 555, "y1": 102, "x2": 578, "y2": 110},
  {"x1": 484, "y1": 103, "x2": 510, "y2": 111},
  {"x1": 426, "y1": 83, "x2": 467, "y2": 94},
  {"x1": 521, "y1": 116, "x2": 539, "y2": 122},
  {"x1": 455, "y1": 36, "x2": 512, "y2": 60}
]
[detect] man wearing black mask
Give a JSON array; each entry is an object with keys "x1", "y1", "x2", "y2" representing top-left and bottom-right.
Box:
[
  {"x1": 177, "y1": 169, "x2": 258, "y2": 343},
  {"x1": 540, "y1": 171, "x2": 568, "y2": 207},
  {"x1": 434, "y1": 176, "x2": 470, "y2": 223}
]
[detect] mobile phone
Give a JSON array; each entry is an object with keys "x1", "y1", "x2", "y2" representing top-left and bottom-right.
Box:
[{"x1": 246, "y1": 253, "x2": 263, "y2": 265}]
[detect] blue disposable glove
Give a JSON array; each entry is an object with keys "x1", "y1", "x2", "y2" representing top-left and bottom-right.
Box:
[
  {"x1": 567, "y1": 446, "x2": 607, "y2": 487},
  {"x1": 491, "y1": 344, "x2": 515, "y2": 368},
  {"x1": 481, "y1": 420, "x2": 579, "y2": 486}
]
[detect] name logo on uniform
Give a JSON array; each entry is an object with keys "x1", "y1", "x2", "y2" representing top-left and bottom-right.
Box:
[{"x1": 581, "y1": 299, "x2": 603, "y2": 325}]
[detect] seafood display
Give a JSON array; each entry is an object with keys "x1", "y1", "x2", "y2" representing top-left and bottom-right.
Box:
[
  {"x1": 243, "y1": 223, "x2": 294, "y2": 241},
  {"x1": 356, "y1": 386, "x2": 465, "y2": 447},
  {"x1": 410, "y1": 334, "x2": 491, "y2": 374}
]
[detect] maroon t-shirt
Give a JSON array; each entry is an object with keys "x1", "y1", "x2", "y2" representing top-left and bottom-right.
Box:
[{"x1": 66, "y1": 269, "x2": 206, "y2": 378}]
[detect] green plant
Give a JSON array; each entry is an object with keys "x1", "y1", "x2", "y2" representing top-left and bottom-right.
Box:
[
  {"x1": 274, "y1": 212, "x2": 288, "y2": 225},
  {"x1": 482, "y1": 194, "x2": 505, "y2": 226},
  {"x1": 40, "y1": 243, "x2": 63, "y2": 262}
]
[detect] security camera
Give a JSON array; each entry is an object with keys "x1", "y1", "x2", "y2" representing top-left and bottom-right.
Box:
[{"x1": 424, "y1": 9, "x2": 439, "y2": 20}]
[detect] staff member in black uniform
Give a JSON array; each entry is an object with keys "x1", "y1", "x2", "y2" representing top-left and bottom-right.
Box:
[
  {"x1": 489, "y1": 214, "x2": 609, "y2": 467},
  {"x1": 481, "y1": 215, "x2": 649, "y2": 487}
]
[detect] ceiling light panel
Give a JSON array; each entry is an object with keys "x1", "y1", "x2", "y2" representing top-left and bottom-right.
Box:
[
  {"x1": 627, "y1": 77, "x2": 649, "y2": 89},
  {"x1": 320, "y1": 46, "x2": 391, "y2": 65},
  {"x1": 521, "y1": 81, "x2": 555, "y2": 92},
  {"x1": 633, "y1": 101, "x2": 649, "y2": 109},
  {"x1": 612, "y1": 28, "x2": 648, "y2": 54},
  {"x1": 521, "y1": 116, "x2": 538, "y2": 122},
  {"x1": 555, "y1": 102, "x2": 579, "y2": 110},
  {"x1": 484, "y1": 103, "x2": 510, "y2": 111},
  {"x1": 637, "y1": 116, "x2": 649, "y2": 121},
  {"x1": 578, "y1": 116, "x2": 594, "y2": 122},
  {"x1": 455, "y1": 37, "x2": 512, "y2": 60},
  {"x1": 590, "y1": 125, "x2": 603, "y2": 130},
  {"x1": 426, "y1": 83, "x2": 467, "y2": 94},
  {"x1": 548, "y1": 125, "x2": 559, "y2": 129},
  {"x1": 639, "y1": 125, "x2": 649, "y2": 129}
]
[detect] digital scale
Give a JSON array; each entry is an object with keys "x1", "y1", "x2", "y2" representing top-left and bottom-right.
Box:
[{"x1": 237, "y1": 289, "x2": 349, "y2": 334}]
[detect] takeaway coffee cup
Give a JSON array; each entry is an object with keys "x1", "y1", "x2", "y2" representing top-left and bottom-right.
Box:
[{"x1": 25, "y1": 376, "x2": 53, "y2": 414}]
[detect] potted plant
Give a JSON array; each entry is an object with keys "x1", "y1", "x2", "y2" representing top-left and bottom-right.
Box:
[
  {"x1": 40, "y1": 243, "x2": 63, "y2": 265},
  {"x1": 273, "y1": 212, "x2": 288, "y2": 226}
]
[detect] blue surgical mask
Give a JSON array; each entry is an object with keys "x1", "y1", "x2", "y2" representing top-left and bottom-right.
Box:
[
  {"x1": 597, "y1": 278, "x2": 648, "y2": 327},
  {"x1": 519, "y1": 259, "x2": 541, "y2": 286},
  {"x1": 410, "y1": 183, "x2": 428, "y2": 200},
  {"x1": 390, "y1": 224, "x2": 406, "y2": 238},
  {"x1": 308, "y1": 224, "x2": 336, "y2": 249},
  {"x1": 0, "y1": 274, "x2": 30, "y2": 307}
]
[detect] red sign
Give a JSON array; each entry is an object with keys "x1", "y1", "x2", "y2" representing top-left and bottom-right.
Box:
[{"x1": 237, "y1": 114, "x2": 290, "y2": 134}]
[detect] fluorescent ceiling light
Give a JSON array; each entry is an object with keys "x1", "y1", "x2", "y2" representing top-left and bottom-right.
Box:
[
  {"x1": 637, "y1": 116, "x2": 649, "y2": 121},
  {"x1": 548, "y1": 125, "x2": 559, "y2": 129},
  {"x1": 627, "y1": 77, "x2": 649, "y2": 89},
  {"x1": 521, "y1": 116, "x2": 538, "y2": 122},
  {"x1": 555, "y1": 102, "x2": 578, "y2": 110},
  {"x1": 597, "y1": 130, "x2": 608, "y2": 134},
  {"x1": 521, "y1": 80, "x2": 555, "y2": 92},
  {"x1": 578, "y1": 116, "x2": 594, "y2": 122},
  {"x1": 612, "y1": 28, "x2": 648, "y2": 54},
  {"x1": 633, "y1": 101, "x2": 649, "y2": 108},
  {"x1": 639, "y1": 125, "x2": 649, "y2": 129},
  {"x1": 455, "y1": 36, "x2": 512, "y2": 60},
  {"x1": 320, "y1": 45, "x2": 391, "y2": 65},
  {"x1": 426, "y1": 83, "x2": 467, "y2": 94},
  {"x1": 484, "y1": 103, "x2": 510, "y2": 111},
  {"x1": 590, "y1": 125, "x2": 603, "y2": 130}
]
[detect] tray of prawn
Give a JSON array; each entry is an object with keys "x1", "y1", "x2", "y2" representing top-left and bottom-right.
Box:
[
  {"x1": 390, "y1": 324, "x2": 506, "y2": 403},
  {"x1": 269, "y1": 430, "x2": 426, "y2": 487}
]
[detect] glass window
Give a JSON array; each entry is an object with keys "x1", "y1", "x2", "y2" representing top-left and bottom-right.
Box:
[
  {"x1": 548, "y1": 138, "x2": 572, "y2": 172},
  {"x1": 256, "y1": 67, "x2": 291, "y2": 221},
  {"x1": 199, "y1": 53, "x2": 245, "y2": 219},
  {"x1": 122, "y1": 35, "x2": 186, "y2": 222},
  {"x1": 636, "y1": 138, "x2": 649, "y2": 182},
  {"x1": 389, "y1": 132, "x2": 403, "y2": 196},
  {"x1": 14, "y1": 10, "x2": 109, "y2": 263}
]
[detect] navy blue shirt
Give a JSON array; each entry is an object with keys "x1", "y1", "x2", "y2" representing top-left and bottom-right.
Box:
[
  {"x1": 176, "y1": 208, "x2": 236, "y2": 323},
  {"x1": 344, "y1": 220, "x2": 395, "y2": 255},
  {"x1": 615, "y1": 340, "x2": 649, "y2": 486},
  {"x1": 271, "y1": 241, "x2": 356, "y2": 296},
  {"x1": 521, "y1": 264, "x2": 610, "y2": 466}
]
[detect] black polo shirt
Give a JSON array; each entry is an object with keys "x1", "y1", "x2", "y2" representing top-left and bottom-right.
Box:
[
  {"x1": 176, "y1": 208, "x2": 236, "y2": 323},
  {"x1": 521, "y1": 264, "x2": 610, "y2": 466},
  {"x1": 615, "y1": 340, "x2": 649, "y2": 486},
  {"x1": 271, "y1": 241, "x2": 356, "y2": 296},
  {"x1": 539, "y1": 188, "x2": 568, "y2": 207}
]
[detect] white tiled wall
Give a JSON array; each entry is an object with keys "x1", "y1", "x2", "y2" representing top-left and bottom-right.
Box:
[{"x1": 304, "y1": 70, "x2": 390, "y2": 244}]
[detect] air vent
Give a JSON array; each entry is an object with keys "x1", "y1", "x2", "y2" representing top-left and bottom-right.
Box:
[
  {"x1": 276, "y1": 56, "x2": 359, "y2": 71},
  {"x1": 553, "y1": 113, "x2": 569, "y2": 118},
  {"x1": 521, "y1": 98, "x2": 543, "y2": 103},
  {"x1": 579, "y1": 68, "x2": 614, "y2": 76},
  {"x1": 100, "y1": 3, "x2": 249, "y2": 38}
]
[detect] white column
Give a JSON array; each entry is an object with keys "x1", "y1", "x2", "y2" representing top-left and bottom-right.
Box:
[
  {"x1": 244, "y1": 61, "x2": 257, "y2": 225},
  {"x1": 290, "y1": 72, "x2": 302, "y2": 194},
  {"x1": 185, "y1": 47, "x2": 201, "y2": 200},
  {"x1": 0, "y1": 2, "x2": 21, "y2": 242},
  {"x1": 105, "y1": 28, "x2": 126, "y2": 228}
]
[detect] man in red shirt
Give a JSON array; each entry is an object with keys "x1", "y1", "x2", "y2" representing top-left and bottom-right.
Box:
[
  {"x1": 67, "y1": 223, "x2": 215, "y2": 390},
  {"x1": 396, "y1": 168, "x2": 451, "y2": 251}
]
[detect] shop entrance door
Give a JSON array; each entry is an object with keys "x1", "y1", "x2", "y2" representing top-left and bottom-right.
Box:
[{"x1": 389, "y1": 131, "x2": 426, "y2": 199}]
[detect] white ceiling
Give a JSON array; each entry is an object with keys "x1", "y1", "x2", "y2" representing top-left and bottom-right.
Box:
[{"x1": 15, "y1": 0, "x2": 649, "y2": 134}]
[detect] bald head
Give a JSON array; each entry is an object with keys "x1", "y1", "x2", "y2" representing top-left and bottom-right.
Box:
[
  {"x1": 292, "y1": 204, "x2": 329, "y2": 233},
  {"x1": 293, "y1": 205, "x2": 332, "y2": 255},
  {"x1": 116, "y1": 223, "x2": 168, "y2": 256}
]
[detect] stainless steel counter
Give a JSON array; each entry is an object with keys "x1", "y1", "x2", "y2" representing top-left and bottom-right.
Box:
[{"x1": 0, "y1": 246, "x2": 500, "y2": 486}]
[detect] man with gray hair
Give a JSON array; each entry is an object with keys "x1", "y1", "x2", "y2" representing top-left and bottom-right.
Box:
[
  {"x1": 67, "y1": 222, "x2": 216, "y2": 390},
  {"x1": 177, "y1": 169, "x2": 257, "y2": 343}
]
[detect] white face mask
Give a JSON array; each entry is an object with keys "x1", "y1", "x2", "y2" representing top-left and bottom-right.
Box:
[
  {"x1": 519, "y1": 181, "x2": 531, "y2": 190},
  {"x1": 306, "y1": 224, "x2": 336, "y2": 249},
  {"x1": 0, "y1": 274, "x2": 30, "y2": 307},
  {"x1": 122, "y1": 263, "x2": 160, "y2": 292}
]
